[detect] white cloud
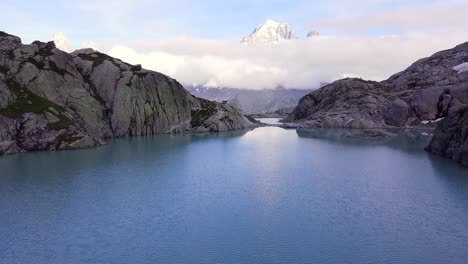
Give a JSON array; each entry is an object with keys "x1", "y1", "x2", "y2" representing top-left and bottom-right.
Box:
[
  {"x1": 53, "y1": 32, "x2": 75, "y2": 52},
  {"x1": 102, "y1": 32, "x2": 468, "y2": 89},
  {"x1": 82, "y1": 41, "x2": 100, "y2": 51},
  {"x1": 53, "y1": 23, "x2": 468, "y2": 90}
]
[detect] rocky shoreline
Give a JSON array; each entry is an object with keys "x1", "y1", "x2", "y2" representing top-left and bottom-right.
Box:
[
  {"x1": 284, "y1": 42, "x2": 468, "y2": 130},
  {"x1": 282, "y1": 41, "x2": 468, "y2": 167},
  {"x1": 426, "y1": 107, "x2": 468, "y2": 167}
]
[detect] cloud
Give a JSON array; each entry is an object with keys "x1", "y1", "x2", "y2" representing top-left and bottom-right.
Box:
[
  {"x1": 53, "y1": 32, "x2": 75, "y2": 52},
  {"x1": 102, "y1": 32, "x2": 468, "y2": 89},
  {"x1": 52, "y1": 32, "x2": 104, "y2": 53},
  {"x1": 311, "y1": 1, "x2": 468, "y2": 34}
]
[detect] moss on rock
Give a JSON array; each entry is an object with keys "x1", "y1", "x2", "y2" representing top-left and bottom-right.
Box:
[
  {"x1": 77, "y1": 52, "x2": 113, "y2": 68},
  {"x1": 0, "y1": 79, "x2": 73, "y2": 130},
  {"x1": 191, "y1": 99, "x2": 217, "y2": 127}
]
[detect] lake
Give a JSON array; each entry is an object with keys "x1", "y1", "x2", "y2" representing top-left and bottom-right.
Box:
[{"x1": 1, "y1": 125, "x2": 468, "y2": 264}]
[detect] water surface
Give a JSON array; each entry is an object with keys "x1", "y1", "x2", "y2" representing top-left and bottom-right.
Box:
[
  {"x1": 256, "y1": 118, "x2": 283, "y2": 125},
  {"x1": 1, "y1": 127, "x2": 468, "y2": 264}
]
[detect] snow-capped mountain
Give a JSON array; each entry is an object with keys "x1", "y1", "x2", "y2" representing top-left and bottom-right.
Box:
[{"x1": 241, "y1": 19, "x2": 297, "y2": 45}]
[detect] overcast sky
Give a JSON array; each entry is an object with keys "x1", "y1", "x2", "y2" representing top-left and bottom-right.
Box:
[{"x1": 2, "y1": 0, "x2": 468, "y2": 89}]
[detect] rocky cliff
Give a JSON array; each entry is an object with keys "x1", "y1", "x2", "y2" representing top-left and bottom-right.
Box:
[
  {"x1": 284, "y1": 42, "x2": 468, "y2": 129},
  {"x1": 0, "y1": 32, "x2": 257, "y2": 155},
  {"x1": 426, "y1": 107, "x2": 468, "y2": 167}
]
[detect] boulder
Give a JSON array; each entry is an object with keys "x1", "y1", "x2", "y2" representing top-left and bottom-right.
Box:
[{"x1": 384, "y1": 99, "x2": 409, "y2": 126}]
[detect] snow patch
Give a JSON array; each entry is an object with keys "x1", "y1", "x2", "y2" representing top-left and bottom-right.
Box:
[
  {"x1": 241, "y1": 19, "x2": 296, "y2": 45},
  {"x1": 453, "y1": 62, "x2": 468, "y2": 74},
  {"x1": 421, "y1": 117, "x2": 445, "y2": 125}
]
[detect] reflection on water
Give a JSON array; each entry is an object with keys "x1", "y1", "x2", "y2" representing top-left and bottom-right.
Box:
[
  {"x1": 0, "y1": 127, "x2": 467, "y2": 264},
  {"x1": 296, "y1": 128, "x2": 434, "y2": 153}
]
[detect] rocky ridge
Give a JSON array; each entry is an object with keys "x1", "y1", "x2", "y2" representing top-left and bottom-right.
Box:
[
  {"x1": 284, "y1": 42, "x2": 468, "y2": 129},
  {"x1": 0, "y1": 31, "x2": 257, "y2": 155}
]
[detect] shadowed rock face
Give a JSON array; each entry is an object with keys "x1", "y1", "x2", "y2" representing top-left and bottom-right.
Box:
[
  {"x1": 0, "y1": 32, "x2": 257, "y2": 155},
  {"x1": 426, "y1": 108, "x2": 468, "y2": 167},
  {"x1": 285, "y1": 42, "x2": 468, "y2": 128}
]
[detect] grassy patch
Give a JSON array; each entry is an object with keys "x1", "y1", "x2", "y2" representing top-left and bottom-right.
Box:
[
  {"x1": 191, "y1": 99, "x2": 217, "y2": 127},
  {"x1": 77, "y1": 52, "x2": 113, "y2": 68},
  {"x1": 0, "y1": 79, "x2": 73, "y2": 130},
  {"x1": 25, "y1": 58, "x2": 71, "y2": 77}
]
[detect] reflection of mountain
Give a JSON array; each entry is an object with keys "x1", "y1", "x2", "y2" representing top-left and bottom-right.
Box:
[
  {"x1": 296, "y1": 129, "x2": 433, "y2": 154},
  {"x1": 186, "y1": 86, "x2": 311, "y2": 114}
]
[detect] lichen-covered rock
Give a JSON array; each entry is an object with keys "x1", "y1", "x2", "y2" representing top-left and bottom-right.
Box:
[
  {"x1": 0, "y1": 32, "x2": 256, "y2": 155},
  {"x1": 286, "y1": 42, "x2": 468, "y2": 129},
  {"x1": 426, "y1": 108, "x2": 468, "y2": 167}
]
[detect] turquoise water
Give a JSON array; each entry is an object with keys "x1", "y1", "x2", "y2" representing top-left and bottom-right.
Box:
[{"x1": 1, "y1": 127, "x2": 468, "y2": 264}]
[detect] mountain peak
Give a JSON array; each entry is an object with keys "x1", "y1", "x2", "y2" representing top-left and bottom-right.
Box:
[
  {"x1": 241, "y1": 19, "x2": 296, "y2": 45},
  {"x1": 307, "y1": 30, "x2": 320, "y2": 38}
]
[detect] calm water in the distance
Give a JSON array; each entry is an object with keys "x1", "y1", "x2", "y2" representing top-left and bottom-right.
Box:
[
  {"x1": 1, "y1": 124, "x2": 468, "y2": 264},
  {"x1": 257, "y1": 118, "x2": 283, "y2": 125}
]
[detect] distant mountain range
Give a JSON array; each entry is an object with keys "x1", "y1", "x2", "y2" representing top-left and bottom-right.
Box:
[
  {"x1": 186, "y1": 20, "x2": 322, "y2": 114},
  {"x1": 186, "y1": 86, "x2": 312, "y2": 114}
]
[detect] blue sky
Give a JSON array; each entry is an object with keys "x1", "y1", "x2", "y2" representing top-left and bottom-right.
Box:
[{"x1": 1, "y1": 0, "x2": 463, "y2": 44}]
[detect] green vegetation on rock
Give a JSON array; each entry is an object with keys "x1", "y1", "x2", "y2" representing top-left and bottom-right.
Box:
[
  {"x1": 0, "y1": 79, "x2": 73, "y2": 130},
  {"x1": 77, "y1": 52, "x2": 113, "y2": 68},
  {"x1": 191, "y1": 99, "x2": 217, "y2": 127}
]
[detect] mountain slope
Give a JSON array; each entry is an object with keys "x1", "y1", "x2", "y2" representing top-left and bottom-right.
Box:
[
  {"x1": 186, "y1": 86, "x2": 311, "y2": 114},
  {"x1": 284, "y1": 42, "x2": 468, "y2": 129},
  {"x1": 0, "y1": 32, "x2": 258, "y2": 155}
]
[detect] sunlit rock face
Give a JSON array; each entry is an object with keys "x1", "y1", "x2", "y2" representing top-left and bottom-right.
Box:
[
  {"x1": 0, "y1": 31, "x2": 258, "y2": 155},
  {"x1": 241, "y1": 19, "x2": 297, "y2": 45}
]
